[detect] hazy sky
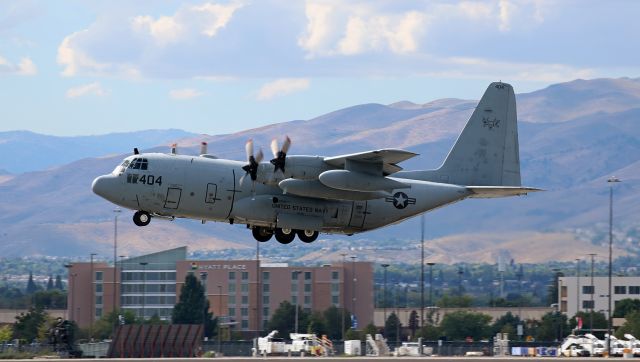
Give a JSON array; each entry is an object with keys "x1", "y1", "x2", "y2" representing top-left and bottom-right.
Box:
[{"x1": 1, "y1": 0, "x2": 638, "y2": 136}]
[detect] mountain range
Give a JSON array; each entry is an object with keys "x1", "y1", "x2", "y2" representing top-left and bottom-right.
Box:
[{"x1": 0, "y1": 77, "x2": 638, "y2": 263}]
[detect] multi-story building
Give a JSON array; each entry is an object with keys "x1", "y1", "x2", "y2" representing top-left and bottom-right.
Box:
[
  {"x1": 66, "y1": 246, "x2": 373, "y2": 338},
  {"x1": 558, "y1": 276, "x2": 640, "y2": 317}
]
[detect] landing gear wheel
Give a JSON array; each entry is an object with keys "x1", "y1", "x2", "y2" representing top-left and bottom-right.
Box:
[
  {"x1": 275, "y1": 228, "x2": 295, "y2": 244},
  {"x1": 252, "y1": 227, "x2": 273, "y2": 242},
  {"x1": 133, "y1": 211, "x2": 151, "y2": 226},
  {"x1": 297, "y1": 229, "x2": 319, "y2": 243}
]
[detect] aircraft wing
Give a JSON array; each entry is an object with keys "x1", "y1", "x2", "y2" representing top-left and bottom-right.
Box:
[{"x1": 323, "y1": 149, "x2": 418, "y2": 176}]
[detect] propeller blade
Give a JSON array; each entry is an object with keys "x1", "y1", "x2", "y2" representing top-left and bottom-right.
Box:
[
  {"x1": 255, "y1": 149, "x2": 264, "y2": 164},
  {"x1": 281, "y1": 136, "x2": 291, "y2": 154},
  {"x1": 270, "y1": 136, "x2": 291, "y2": 174},
  {"x1": 245, "y1": 139, "x2": 254, "y2": 162},
  {"x1": 270, "y1": 138, "x2": 279, "y2": 158},
  {"x1": 239, "y1": 173, "x2": 247, "y2": 186}
]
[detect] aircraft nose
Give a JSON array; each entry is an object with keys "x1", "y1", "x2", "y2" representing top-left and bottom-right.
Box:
[{"x1": 92, "y1": 175, "x2": 114, "y2": 199}]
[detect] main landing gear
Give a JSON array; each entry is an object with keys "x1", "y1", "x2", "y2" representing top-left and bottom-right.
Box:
[
  {"x1": 133, "y1": 211, "x2": 151, "y2": 226},
  {"x1": 251, "y1": 226, "x2": 319, "y2": 244}
]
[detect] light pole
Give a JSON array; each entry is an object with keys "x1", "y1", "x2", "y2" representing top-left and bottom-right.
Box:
[
  {"x1": 113, "y1": 208, "x2": 121, "y2": 314},
  {"x1": 256, "y1": 240, "x2": 261, "y2": 340},
  {"x1": 90, "y1": 253, "x2": 97, "y2": 340},
  {"x1": 588, "y1": 253, "x2": 596, "y2": 333},
  {"x1": 200, "y1": 271, "x2": 208, "y2": 339},
  {"x1": 575, "y1": 258, "x2": 581, "y2": 318},
  {"x1": 350, "y1": 256, "x2": 357, "y2": 330},
  {"x1": 427, "y1": 263, "x2": 435, "y2": 308},
  {"x1": 420, "y1": 215, "x2": 425, "y2": 329},
  {"x1": 293, "y1": 270, "x2": 301, "y2": 334},
  {"x1": 140, "y1": 262, "x2": 148, "y2": 321},
  {"x1": 607, "y1": 176, "x2": 621, "y2": 357},
  {"x1": 217, "y1": 284, "x2": 222, "y2": 354},
  {"x1": 340, "y1": 253, "x2": 347, "y2": 341},
  {"x1": 381, "y1": 264, "x2": 390, "y2": 324}
]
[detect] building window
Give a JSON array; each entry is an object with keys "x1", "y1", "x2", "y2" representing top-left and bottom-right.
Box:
[
  {"x1": 241, "y1": 320, "x2": 249, "y2": 329},
  {"x1": 229, "y1": 271, "x2": 236, "y2": 280},
  {"x1": 95, "y1": 271, "x2": 103, "y2": 281},
  {"x1": 292, "y1": 272, "x2": 299, "y2": 280},
  {"x1": 291, "y1": 295, "x2": 298, "y2": 305},
  {"x1": 304, "y1": 284, "x2": 311, "y2": 293},
  {"x1": 304, "y1": 295, "x2": 311, "y2": 305},
  {"x1": 263, "y1": 295, "x2": 269, "y2": 305},
  {"x1": 263, "y1": 307, "x2": 269, "y2": 317},
  {"x1": 583, "y1": 300, "x2": 594, "y2": 309},
  {"x1": 241, "y1": 307, "x2": 248, "y2": 317},
  {"x1": 241, "y1": 284, "x2": 249, "y2": 293},
  {"x1": 582, "y1": 285, "x2": 594, "y2": 294},
  {"x1": 615, "y1": 286, "x2": 627, "y2": 294},
  {"x1": 291, "y1": 283, "x2": 298, "y2": 292},
  {"x1": 242, "y1": 295, "x2": 249, "y2": 305},
  {"x1": 228, "y1": 283, "x2": 236, "y2": 293},
  {"x1": 332, "y1": 271, "x2": 339, "y2": 280},
  {"x1": 305, "y1": 272, "x2": 311, "y2": 280},
  {"x1": 241, "y1": 272, "x2": 249, "y2": 281},
  {"x1": 95, "y1": 296, "x2": 103, "y2": 305},
  {"x1": 630, "y1": 286, "x2": 640, "y2": 294},
  {"x1": 263, "y1": 284, "x2": 270, "y2": 293},
  {"x1": 331, "y1": 283, "x2": 339, "y2": 293},
  {"x1": 332, "y1": 295, "x2": 339, "y2": 305},
  {"x1": 95, "y1": 283, "x2": 103, "y2": 293},
  {"x1": 95, "y1": 308, "x2": 102, "y2": 318},
  {"x1": 228, "y1": 308, "x2": 235, "y2": 316},
  {"x1": 228, "y1": 295, "x2": 236, "y2": 305},
  {"x1": 262, "y1": 271, "x2": 270, "y2": 281}
]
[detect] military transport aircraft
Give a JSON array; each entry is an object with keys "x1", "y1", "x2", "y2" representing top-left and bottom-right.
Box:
[{"x1": 92, "y1": 82, "x2": 539, "y2": 244}]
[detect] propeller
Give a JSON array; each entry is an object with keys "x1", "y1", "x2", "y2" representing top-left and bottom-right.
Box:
[
  {"x1": 270, "y1": 136, "x2": 291, "y2": 174},
  {"x1": 240, "y1": 139, "x2": 263, "y2": 188}
]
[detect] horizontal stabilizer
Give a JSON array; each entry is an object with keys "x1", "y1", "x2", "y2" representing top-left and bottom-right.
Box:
[{"x1": 466, "y1": 186, "x2": 543, "y2": 198}]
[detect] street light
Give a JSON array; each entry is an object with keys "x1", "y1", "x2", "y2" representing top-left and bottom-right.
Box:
[
  {"x1": 113, "y1": 208, "x2": 121, "y2": 313},
  {"x1": 293, "y1": 270, "x2": 302, "y2": 334},
  {"x1": 350, "y1": 256, "x2": 357, "y2": 330},
  {"x1": 575, "y1": 258, "x2": 581, "y2": 318},
  {"x1": 381, "y1": 264, "x2": 390, "y2": 323},
  {"x1": 607, "y1": 176, "x2": 621, "y2": 357},
  {"x1": 420, "y1": 215, "x2": 425, "y2": 329},
  {"x1": 588, "y1": 253, "x2": 597, "y2": 333},
  {"x1": 140, "y1": 262, "x2": 148, "y2": 321},
  {"x1": 90, "y1": 253, "x2": 97, "y2": 340},
  {"x1": 217, "y1": 284, "x2": 222, "y2": 355},
  {"x1": 427, "y1": 263, "x2": 435, "y2": 308},
  {"x1": 200, "y1": 271, "x2": 208, "y2": 339},
  {"x1": 340, "y1": 253, "x2": 347, "y2": 341}
]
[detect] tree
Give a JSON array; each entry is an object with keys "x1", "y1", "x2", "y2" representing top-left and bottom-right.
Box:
[
  {"x1": 26, "y1": 271, "x2": 38, "y2": 294},
  {"x1": 384, "y1": 312, "x2": 401, "y2": 343},
  {"x1": 0, "y1": 325, "x2": 12, "y2": 342},
  {"x1": 569, "y1": 311, "x2": 607, "y2": 333},
  {"x1": 267, "y1": 301, "x2": 309, "y2": 337},
  {"x1": 439, "y1": 311, "x2": 492, "y2": 341},
  {"x1": 615, "y1": 310, "x2": 640, "y2": 339},
  {"x1": 614, "y1": 299, "x2": 640, "y2": 318},
  {"x1": 13, "y1": 306, "x2": 47, "y2": 342},
  {"x1": 33, "y1": 290, "x2": 67, "y2": 309},
  {"x1": 46, "y1": 276, "x2": 54, "y2": 291},
  {"x1": 535, "y1": 312, "x2": 568, "y2": 342},
  {"x1": 172, "y1": 273, "x2": 216, "y2": 338},
  {"x1": 408, "y1": 310, "x2": 419, "y2": 339},
  {"x1": 92, "y1": 309, "x2": 137, "y2": 340},
  {"x1": 436, "y1": 294, "x2": 473, "y2": 308},
  {"x1": 345, "y1": 328, "x2": 361, "y2": 341},
  {"x1": 363, "y1": 322, "x2": 378, "y2": 340},
  {"x1": 306, "y1": 311, "x2": 328, "y2": 336},
  {"x1": 322, "y1": 306, "x2": 350, "y2": 340},
  {"x1": 491, "y1": 312, "x2": 521, "y2": 336},
  {"x1": 55, "y1": 275, "x2": 63, "y2": 290}
]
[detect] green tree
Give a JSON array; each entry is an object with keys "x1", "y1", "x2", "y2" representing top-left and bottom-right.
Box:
[
  {"x1": 307, "y1": 311, "x2": 328, "y2": 336},
  {"x1": 614, "y1": 299, "x2": 640, "y2": 318},
  {"x1": 417, "y1": 323, "x2": 441, "y2": 341},
  {"x1": 0, "y1": 325, "x2": 12, "y2": 342},
  {"x1": 408, "y1": 310, "x2": 418, "y2": 339},
  {"x1": 46, "y1": 276, "x2": 54, "y2": 291},
  {"x1": 615, "y1": 310, "x2": 640, "y2": 338},
  {"x1": 363, "y1": 322, "x2": 378, "y2": 340},
  {"x1": 439, "y1": 311, "x2": 491, "y2": 341},
  {"x1": 491, "y1": 312, "x2": 521, "y2": 336},
  {"x1": 92, "y1": 309, "x2": 137, "y2": 340},
  {"x1": 33, "y1": 290, "x2": 67, "y2": 309},
  {"x1": 436, "y1": 294, "x2": 473, "y2": 308},
  {"x1": 535, "y1": 312, "x2": 568, "y2": 341},
  {"x1": 345, "y1": 328, "x2": 361, "y2": 341},
  {"x1": 26, "y1": 271, "x2": 38, "y2": 294},
  {"x1": 266, "y1": 301, "x2": 309, "y2": 338},
  {"x1": 172, "y1": 273, "x2": 216, "y2": 337},
  {"x1": 322, "y1": 306, "x2": 350, "y2": 340},
  {"x1": 13, "y1": 306, "x2": 47, "y2": 342},
  {"x1": 55, "y1": 275, "x2": 63, "y2": 290},
  {"x1": 384, "y1": 312, "x2": 401, "y2": 343},
  {"x1": 569, "y1": 311, "x2": 607, "y2": 333}
]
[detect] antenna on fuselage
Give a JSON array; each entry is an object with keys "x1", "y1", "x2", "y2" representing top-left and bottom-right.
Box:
[
  {"x1": 200, "y1": 142, "x2": 208, "y2": 155},
  {"x1": 133, "y1": 148, "x2": 139, "y2": 155},
  {"x1": 171, "y1": 143, "x2": 177, "y2": 155}
]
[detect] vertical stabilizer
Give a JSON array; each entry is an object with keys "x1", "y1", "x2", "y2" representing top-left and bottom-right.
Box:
[{"x1": 403, "y1": 82, "x2": 521, "y2": 186}]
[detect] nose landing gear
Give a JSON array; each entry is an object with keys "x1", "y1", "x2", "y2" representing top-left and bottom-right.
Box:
[{"x1": 133, "y1": 211, "x2": 151, "y2": 226}]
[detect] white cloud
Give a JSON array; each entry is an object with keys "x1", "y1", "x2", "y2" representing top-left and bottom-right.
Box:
[
  {"x1": 66, "y1": 82, "x2": 108, "y2": 98},
  {"x1": 169, "y1": 88, "x2": 204, "y2": 100},
  {"x1": 257, "y1": 78, "x2": 310, "y2": 100},
  {"x1": 0, "y1": 55, "x2": 37, "y2": 76}
]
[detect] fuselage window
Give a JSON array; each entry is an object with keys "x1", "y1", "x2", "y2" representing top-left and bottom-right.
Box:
[
  {"x1": 128, "y1": 158, "x2": 148, "y2": 170},
  {"x1": 140, "y1": 159, "x2": 148, "y2": 170}
]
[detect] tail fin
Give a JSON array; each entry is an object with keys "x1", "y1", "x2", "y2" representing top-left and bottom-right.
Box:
[{"x1": 431, "y1": 82, "x2": 521, "y2": 186}]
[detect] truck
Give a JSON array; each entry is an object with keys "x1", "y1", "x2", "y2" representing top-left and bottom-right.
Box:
[{"x1": 257, "y1": 330, "x2": 286, "y2": 355}]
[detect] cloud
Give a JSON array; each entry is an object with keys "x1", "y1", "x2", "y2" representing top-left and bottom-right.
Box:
[
  {"x1": 0, "y1": 55, "x2": 37, "y2": 75},
  {"x1": 65, "y1": 82, "x2": 108, "y2": 98},
  {"x1": 257, "y1": 78, "x2": 310, "y2": 100},
  {"x1": 169, "y1": 88, "x2": 204, "y2": 100}
]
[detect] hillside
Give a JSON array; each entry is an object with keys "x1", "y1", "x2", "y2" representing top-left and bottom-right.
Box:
[{"x1": 0, "y1": 77, "x2": 638, "y2": 262}]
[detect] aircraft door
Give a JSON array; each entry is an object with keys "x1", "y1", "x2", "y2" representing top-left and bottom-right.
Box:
[
  {"x1": 164, "y1": 187, "x2": 182, "y2": 209},
  {"x1": 205, "y1": 183, "x2": 218, "y2": 204},
  {"x1": 348, "y1": 201, "x2": 368, "y2": 228}
]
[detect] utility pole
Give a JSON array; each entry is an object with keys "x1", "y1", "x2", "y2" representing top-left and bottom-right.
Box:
[
  {"x1": 588, "y1": 253, "x2": 596, "y2": 333},
  {"x1": 90, "y1": 253, "x2": 96, "y2": 340},
  {"x1": 113, "y1": 208, "x2": 121, "y2": 315},
  {"x1": 575, "y1": 258, "x2": 581, "y2": 318},
  {"x1": 606, "y1": 176, "x2": 621, "y2": 357},
  {"x1": 420, "y1": 215, "x2": 425, "y2": 329},
  {"x1": 340, "y1": 253, "x2": 347, "y2": 341},
  {"x1": 382, "y1": 264, "x2": 390, "y2": 323},
  {"x1": 351, "y1": 256, "x2": 357, "y2": 330}
]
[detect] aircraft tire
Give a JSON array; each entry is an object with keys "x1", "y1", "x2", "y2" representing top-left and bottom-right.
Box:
[
  {"x1": 297, "y1": 230, "x2": 319, "y2": 243},
  {"x1": 133, "y1": 211, "x2": 151, "y2": 227},
  {"x1": 252, "y1": 227, "x2": 273, "y2": 242},
  {"x1": 275, "y1": 228, "x2": 295, "y2": 244}
]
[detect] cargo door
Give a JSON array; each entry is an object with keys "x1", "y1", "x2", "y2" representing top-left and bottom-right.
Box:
[
  {"x1": 164, "y1": 187, "x2": 182, "y2": 209},
  {"x1": 348, "y1": 201, "x2": 367, "y2": 228}
]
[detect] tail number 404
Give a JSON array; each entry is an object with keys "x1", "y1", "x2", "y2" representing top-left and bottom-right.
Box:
[{"x1": 126, "y1": 174, "x2": 163, "y2": 186}]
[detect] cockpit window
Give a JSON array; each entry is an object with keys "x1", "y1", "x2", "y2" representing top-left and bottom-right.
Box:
[{"x1": 128, "y1": 158, "x2": 148, "y2": 170}]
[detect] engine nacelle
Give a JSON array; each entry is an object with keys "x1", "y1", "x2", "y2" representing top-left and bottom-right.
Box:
[{"x1": 258, "y1": 155, "x2": 332, "y2": 185}]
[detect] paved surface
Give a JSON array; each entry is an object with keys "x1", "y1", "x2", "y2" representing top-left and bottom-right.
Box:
[{"x1": 12, "y1": 357, "x2": 604, "y2": 361}]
